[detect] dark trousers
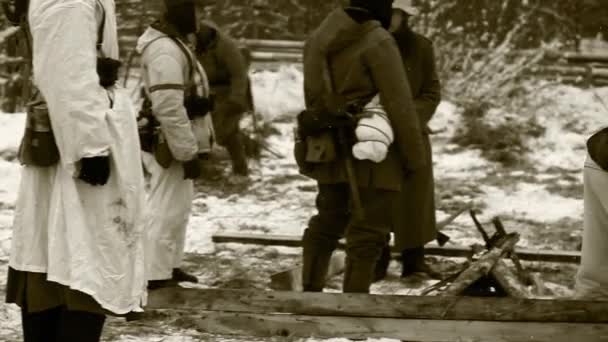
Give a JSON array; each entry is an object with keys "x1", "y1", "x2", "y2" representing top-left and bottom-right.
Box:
[
  {"x1": 302, "y1": 183, "x2": 394, "y2": 293},
  {"x1": 21, "y1": 306, "x2": 106, "y2": 342},
  {"x1": 211, "y1": 109, "x2": 248, "y2": 176}
]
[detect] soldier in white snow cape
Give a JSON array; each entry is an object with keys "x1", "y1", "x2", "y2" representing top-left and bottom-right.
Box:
[{"x1": 5, "y1": 0, "x2": 147, "y2": 340}]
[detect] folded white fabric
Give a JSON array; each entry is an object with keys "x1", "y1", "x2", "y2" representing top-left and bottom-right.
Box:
[{"x1": 352, "y1": 97, "x2": 394, "y2": 163}]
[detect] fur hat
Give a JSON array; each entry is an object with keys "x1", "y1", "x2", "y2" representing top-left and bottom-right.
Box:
[{"x1": 393, "y1": 0, "x2": 420, "y2": 16}]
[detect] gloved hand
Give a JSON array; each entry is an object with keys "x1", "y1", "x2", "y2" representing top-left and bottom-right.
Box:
[
  {"x1": 184, "y1": 95, "x2": 214, "y2": 119},
  {"x1": 97, "y1": 57, "x2": 122, "y2": 88},
  {"x1": 182, "y1": 158, "x2": 201, "y2": 180},
  {"x1": 78, "y1": 156, "x2": 111, "y2": 186}
]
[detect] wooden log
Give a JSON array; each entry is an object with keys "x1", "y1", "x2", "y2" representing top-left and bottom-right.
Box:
[
  {"x1": 191, "y1": 312, "x2": 608, "y2": 342},
  {"x1": 491, "y1": 259, "x2": 531, "y2": 298},
  {"x1": 211, "y1": 233, "x2": 582, "y2": 263},
  {"x1": 564, "y1": 52, "x2": 608, "y2": 64},
  {"x1": 147, "y1": 288, "x2": 608, "y2": 323},
  {"x1": 250, "y1": 51, "x2": 302, "y2": 62},
  {"x1": 441, "y1": 234, "x2": 519, "y2": 296},
  {"x1": 269, "y1": 253, "x2": 345, "y2": 291},
  {"x1": 242, "y1": 38, "x2": 304, "y2": 50}
]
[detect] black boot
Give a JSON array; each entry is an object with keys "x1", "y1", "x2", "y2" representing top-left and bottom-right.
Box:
[
  {"x1": 172, "y1": 268, "x2": 198, "y2": 283},
  {"x1": 400, "y1": 247, "x2": 443, "y2": 279},
  {"x1": 147, "y1": 279, "x2": 178, "y2": 290},
  {"x1": 343, "y1": 258, "x2": 376, "y2": 293},
  {"x1": 373, "y1": 244, "x2": 391, "y2": 282}
]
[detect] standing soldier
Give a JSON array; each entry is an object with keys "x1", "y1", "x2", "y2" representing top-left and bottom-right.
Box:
[
  {"x1": 136, "y1": 0, "x2": 214, "y2": 289},
  {"x1": 576, "y1": 128, "x2": 608, "y2": 300},
  {"x1": 195, "y1": 20, "x2": 252, "y2": 183},
  {"x1": 6, "y1": 0, "x2": 147, "y2": 340},
  {"x1": 298, "y1": 0, "x2": 427, "y2": 293},
  {"x1": 375, "y1": 0, "x2": 442, "y2": 281}
]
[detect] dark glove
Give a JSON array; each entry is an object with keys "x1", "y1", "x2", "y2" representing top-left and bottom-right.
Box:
[
  {"x1": 182, "y1": 158, "x2": 201, "y2": 180},
  {"x1": 184, "y1": 95, "x2": 214, "y2": 119},
  {"x1": 78, "y1": 156, "x2": 111, "y2": 186},
  {"x1": 97, "y1": 57, "x2": 122, "y2": 88}
]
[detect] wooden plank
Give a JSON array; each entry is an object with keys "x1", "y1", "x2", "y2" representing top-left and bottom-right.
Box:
[
  {"x1": 147, "y1": 288, "x2": 608, "y2": 323},
  {"x1": 242, "y1": 38, "x2": 305, "y2": 50},
  {"x1": 189, "y1": 312, "x2": 608, "y2": 342},
  {"x1": 211, "y1": 233, "x2": 582, "y2": 263},
  {"x1": 564, "y1": 52, "x2": 608, "y2": 64}
]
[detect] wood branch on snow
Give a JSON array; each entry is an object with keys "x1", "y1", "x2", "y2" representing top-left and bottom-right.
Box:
[
  {"x1": 491, "y1": 259, "x2": 531, "y2": 298},
  {"x1": 147, "y1": 287, "x2": 608, "y2": 323},
  {"x1": 440, "y1": 234, "x2": 519, "y2": 296},
  {"x1": 0, "y1": 26, "x2": 20, "y2": 47}
]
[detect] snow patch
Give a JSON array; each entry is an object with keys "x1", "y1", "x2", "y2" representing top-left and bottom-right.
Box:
[
  {"x1": 250, "y1": 64, "x2": 305, "y2": 122},
  {"x1": 479, "y1": 182, "x2": 582, "y2": 222},
  {"x1": 0, "y1": 112, "x2": 25, "y2": 155}
]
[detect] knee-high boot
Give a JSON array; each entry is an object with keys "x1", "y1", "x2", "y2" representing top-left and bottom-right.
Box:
[{"x1": 342, "y1": 257, "x2": 377, "y2": 293}]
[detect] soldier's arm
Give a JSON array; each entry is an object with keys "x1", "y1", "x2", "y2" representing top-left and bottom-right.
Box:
[
  {"x1": 29, "y1": 0, "x2": 112, "y2": 171},
  {"x1": 415, "y1": 41, "x2": 441, "y2": 124},
  {"x1": 218, "y1": 35, "x2": 249, "y2": 108},
  {"x1": 145, "y1": 51, "x2": 198, "y2": 162},
  {"x1": 365, "y1": 36, "x2": 427, "y2": 172}
]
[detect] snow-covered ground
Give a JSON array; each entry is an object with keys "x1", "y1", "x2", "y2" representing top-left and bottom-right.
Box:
[{"x1": 0, "y1": 65, "x2": 605, "y2": 341}]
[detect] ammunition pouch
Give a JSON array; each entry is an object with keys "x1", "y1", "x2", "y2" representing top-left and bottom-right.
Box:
[
  {"x1": 184, "y1": 94, "x2": 214, "y2": 120},
  {"x1": 97, "y1": 57, "x2": 122, "y2": 88},
  {"x1": 18, "y1": 100, "x2": 60, "y2": 167},
  {"x1": 294, "y1": 109, "x2": 356, "y2": 173}
]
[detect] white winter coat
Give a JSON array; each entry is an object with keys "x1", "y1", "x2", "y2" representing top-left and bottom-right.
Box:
[
  {"x1": 136, "y1": 26, "x2": 213, "y2": 160},
  {"x1": 9, "y1": 0, "x2": 147, "y2": 315}
]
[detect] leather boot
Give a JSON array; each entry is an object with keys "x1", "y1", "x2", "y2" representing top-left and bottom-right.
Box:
[
  {"x1": 373, "y1": 245, "x2": 391, "y2": 282},
  {"x1": 343, "y1": 258, "x2": 376, "y2": 293},
  {"x1": 400, "y1": 247, "x2": 443, "y2": 279},
  {"x1": 172, "y1": 268, "x2": 199, "y2": 283},
  {"x1": 302, "y1": 251, "x2": 333, "y2": 292}
]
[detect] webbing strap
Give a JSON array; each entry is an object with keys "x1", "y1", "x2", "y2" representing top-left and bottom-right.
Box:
[{"x1": 148, "y1": 83, "x2": 186, "y2": 93}]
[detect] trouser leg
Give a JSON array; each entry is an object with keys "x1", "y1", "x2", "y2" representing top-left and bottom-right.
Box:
[
  {"x1": 224, "y1": 132, "x2": 249, "y2": 176},
  {"x1": 302, "y1": 184, "x2": 350, "y2": 292},
  {"x1": 213, "y1": 109, "x2": 248, "y2": 176},
  {"x1": 57, "y1": 309, "x2": 106, "y2": 342},
  {"x1": 21, "y1": 306, "x2": 62, "y2": 342},
  {"x1": 145, "y1": 158, "x2": 194, "y2": 281},
  {"x1": 343, "y1": 188, "x2": 394, "y2": 293}
]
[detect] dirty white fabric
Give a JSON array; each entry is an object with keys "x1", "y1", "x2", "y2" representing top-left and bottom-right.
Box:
[
  {"x1": 352, "y1": 97, "x2": 394, "y2": 163},
  {"x1": 575, "y1": 154, "x2": 608, "y2": 300},
  {"x1": 9, "y1": 0, "x2": 147, "y2": 315},
  {"x1": 137, "y1": 27, "x2": 211, "y2": 281},
  {"x1": 141, "y1": 152, "x2": 193, "y2": 281},
  {"x1": 137, "y1": 26, "x2": 213, "y2": 161}
]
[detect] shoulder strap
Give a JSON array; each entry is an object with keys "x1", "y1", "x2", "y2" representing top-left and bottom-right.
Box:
[
  {"x1": 96, "y1": 0, "x2": 105, "y2": 53},
  {"x1": 322, "y1": 23, "x2": 382, "y2": 111}
]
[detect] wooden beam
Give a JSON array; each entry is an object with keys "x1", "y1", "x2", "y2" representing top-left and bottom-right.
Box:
[
  {"x1": 211, "y1": 233, "x2": 582, "y2": 263},
  {"x1": 147, "y1": 288, "x2": 608, "y2": 323},
  {"x1": 190, "y1": 312, "x2": 608, "y2": 342}
]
